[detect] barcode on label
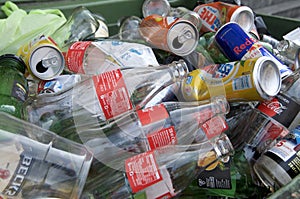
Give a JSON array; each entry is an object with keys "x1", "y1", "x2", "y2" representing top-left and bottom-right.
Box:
[{"x1": 232, "y1": 75, "x2": 252, "y2": 91}]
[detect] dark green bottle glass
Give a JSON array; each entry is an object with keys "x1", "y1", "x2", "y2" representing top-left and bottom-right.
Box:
[{"x1": 0, "y1": 54, "x2": 28, "y2": 118}]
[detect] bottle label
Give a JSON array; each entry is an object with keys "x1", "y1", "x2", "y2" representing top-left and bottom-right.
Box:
[
  {"x1": 137, "y1": 104, "x2": 169, "y2": 126},
  {"x1": 194, "y1": 107, "x2": 218, "y2": 124},
  {"x1": 11, "y1": 80, "x2": 28, "y2": 102},
  {"x1": 66, "y1": 41, "x2": 91, "y2": 73},
  {"x1": 147, "y1": 126, "x2": 177, "y2": 150},
  {"x1": 196, "y1": 159, "x2": 232, "y2": 189},
  {"x1": 257, "y1": 93, "x2": 300, "y2": 129},
  {"x1": 264, "y1": 139, "x2": 300, "y2": 179},
  {"x1": 93, "y1": 69, "x2": 133, "y2": 119},
  {"x1": 125, "y1": 151, "x2": 163, "y2": 193},
  {"x1": 201, "y1": 116, "x2": 228, "y2": 139}
]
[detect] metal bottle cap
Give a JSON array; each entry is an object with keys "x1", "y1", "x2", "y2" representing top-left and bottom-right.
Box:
[
  {"x1": 0, "y1": 54, "x2": 26, "y2": 74},
  {"x1": 253, "y1": 56, "x2": 282, "y2": 100},
  {"x1": 230, "y1": 6, "x2": 254, "y2": 32}
]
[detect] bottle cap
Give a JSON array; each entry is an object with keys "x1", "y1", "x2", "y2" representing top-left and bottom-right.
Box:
[{"x1": 0, "y1": 54, "x2": 26, "y2": 74}]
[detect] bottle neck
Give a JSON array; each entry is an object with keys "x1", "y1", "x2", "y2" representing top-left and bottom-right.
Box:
[
  {"x1": 0, "y1": 54, "x2": 26, "y2": 74},
  {"x1": 168, "y1": 59, "x2": 189, "y2": 80}
]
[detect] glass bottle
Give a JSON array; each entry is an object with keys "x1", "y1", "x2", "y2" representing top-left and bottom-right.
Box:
[
  {"x1": 22, "y1": 60, "x2": 189, "y2": 141},
  {"x1": 81, "y1": 133, "x2": 234, "y2": 199},
  {"x1": 64, "y1": 40, "x2": 160, "y2": 75},
  {"x1": 50, "y1": 6, "x2": 109, "y2": 52},
  {"x1": 76, "y1": 96, "x2": 230, "y2": 170},
  {"x1": 0, "y1": 111, "x2": 93, "y2": 198},
  {"x1": 0, "y1": 54, "x2": 28, "y2": 119}
]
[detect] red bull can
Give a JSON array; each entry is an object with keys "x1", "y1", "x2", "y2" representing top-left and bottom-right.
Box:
[
  {"x1": 214, "y1": 22, "x2": 292, "y2": 78},
  {"x1": 17, "y1": 35, "x2": 65, "y2": 80},
  {"x1": 139, "y1": 14, "x2": 199, "y2": 56}
]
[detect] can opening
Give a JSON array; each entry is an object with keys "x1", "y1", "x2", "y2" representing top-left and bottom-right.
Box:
[{"x1": 36, "y1": 60, "x2": 48, "y2": 73}]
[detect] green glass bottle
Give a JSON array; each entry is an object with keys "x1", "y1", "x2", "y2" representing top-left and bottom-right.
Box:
[{"x1": 0, "y1": 54, "x2": 28, "y2": 119}]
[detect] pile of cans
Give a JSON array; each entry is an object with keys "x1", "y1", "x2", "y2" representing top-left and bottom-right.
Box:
[{"x1": 0, "y1": 0, "x2": 300, "y2": 198}]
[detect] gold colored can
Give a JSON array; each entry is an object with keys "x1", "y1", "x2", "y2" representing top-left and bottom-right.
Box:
[
  {"x1": 181, "y1": 56, "x2": 281, "y2": 102},
  {"x1": 17, "y1": 35, "x2": 65, "y2": 80}
]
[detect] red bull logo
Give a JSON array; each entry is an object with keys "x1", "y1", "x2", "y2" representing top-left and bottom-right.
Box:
[{"x1": 233, "y1": 37, "x2": 255, "y2": 55}]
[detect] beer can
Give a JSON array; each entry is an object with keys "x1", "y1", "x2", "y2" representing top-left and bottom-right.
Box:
[
  {"x1": 181, "y1": 56, "x2": 281, "y2": 102},
  {"x1": 17, "y1": 35, "x2": 65, "y2": 80},
  {"x1": 214, "y1": 22, "x2": 292, "y2": 78},
  {"x1": 253, "y1": 127, "x2": 300, "y2": 191},
  {"x1": 193, "y1": 2, "x2": 254, "y2": 33},
  {"x1": 139, "y1": 14, "x2": 199, "y2": 56}
]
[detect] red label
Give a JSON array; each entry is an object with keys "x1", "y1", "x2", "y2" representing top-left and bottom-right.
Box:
[
  {"x1": 157, "y1": 193, "x2": 172, "y2": 199},
  {"x1": 194, "y1": 108, "x2": 216, "y2": 124},
  {"x1": 125, "y1": 151, "x2": 162, "y2": 193},
  {"x1": 201, "y1": 116, "x2": 228, "y2": 139},
  {"x1": 137, "y1": 104, "x2": 169, "y2": 126},
  {"x1": 66, "y1": 41, "x2": 91, "y2": 73},
  {"x1": 147, "y1": 126, "x2": 177, "y2": 150},
  {"x1": 258, "y1": 98, "x2": 284, "y2": 117},
  {"x1": 93, "y1": 69, "x2": 133, "y2": 119}
]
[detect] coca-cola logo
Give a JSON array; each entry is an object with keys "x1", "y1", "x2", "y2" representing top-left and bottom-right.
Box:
[{"x1": 258, "y1": 97, "x2": 287, "y2": 117}]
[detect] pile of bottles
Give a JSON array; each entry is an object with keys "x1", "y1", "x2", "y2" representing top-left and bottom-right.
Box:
[{"x1": 0, "y1": 0, "x2": 299, "y2": 198}]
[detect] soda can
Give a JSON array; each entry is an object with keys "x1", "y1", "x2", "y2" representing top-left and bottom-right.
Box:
[
  {"x1": 253, "y1": 126, "x2": 300, "y2": 191},
  {"x1": 214, "y1": 22, "x2": 293, "y2": 78},
  {"x1": 193, "y1": 2, "x2": 254, "y2": 33},
  {"x1": 181, "y1": 56, "x2": 281, "y2": 102},
  {"x1": 17, "y1": 35, "x2": 65, "y2": 80},
  {"x1": 139, "y1": 14, "x2": 199, "y2": 56}
]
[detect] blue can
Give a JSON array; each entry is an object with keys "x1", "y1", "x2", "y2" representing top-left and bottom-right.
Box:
[{"x1": 215, "y1": 22, "x2": 292, "y2": 78}]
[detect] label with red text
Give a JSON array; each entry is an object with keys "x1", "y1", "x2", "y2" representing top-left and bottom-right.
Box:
[
  {"x1": 66, "y1": 41, "x2": 91, "y2": 73},
  {"x1": 147, "y1": 126, "x2": 177, "y2": 150},
  {"x1": 201, "y1": 116, "x2": 228, "y2": 139},
  {"x1": 137, "y1": 104, "x2": 169, "y2": 126},
  {"x1": 93, "y1": 69, "x2": 133, "y2": 119},
  {"x1": 125, "y1": 151, "x2": 162, "y2": 193}
]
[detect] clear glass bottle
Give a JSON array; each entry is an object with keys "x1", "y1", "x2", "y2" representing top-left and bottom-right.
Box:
[
  {"x1": 22, "y1": 60, "x2": 189, "y2": 141},
  {"x1": 50, "y1": 6, "x2": 109, "y2": 52},
  {"x1": 77, "y1": 96, "x2": 229, "y2": 170},
  {"x1": 81, "y1": 133, "x2": 234, "y2": 199},
  {"x1": 0, "y1": 112, "x2": 93, "y2": 198}
]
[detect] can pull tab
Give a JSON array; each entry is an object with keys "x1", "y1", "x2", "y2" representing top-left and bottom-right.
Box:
[
  {"x1": 36, "y1": 55, "x2": 59, "y2": 73},
  {"x1": 172, "y1": 28, "x2": 193, "y2": 49}
]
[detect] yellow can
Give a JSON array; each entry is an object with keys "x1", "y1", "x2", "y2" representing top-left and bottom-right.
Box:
[
  {"x1": 181, "y1": 56, "x2": 281, "y2": 102},
  {"x1": 17, "y1": 35, "x2": 65, "y2": 80}
]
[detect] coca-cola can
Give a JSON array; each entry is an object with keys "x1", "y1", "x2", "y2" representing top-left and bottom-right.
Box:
[
  {"x1": 193, "y1": 1, "x2": 254, "y2": 33},
  {"x1": 139, "y1": 14, "x2": 199, "y2": 56}
]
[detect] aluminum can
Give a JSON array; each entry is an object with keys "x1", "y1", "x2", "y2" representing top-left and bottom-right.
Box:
[
  {"x1": 17, "y1": 35, "x2": 65, "y2": 80},
  {"x1": 139, "y1": 14, "x2": 199, "y2": 56},
  {"x1": 193, "y1": 2, "x2": 254, "y2": 33},
  {"x1": 253, "y1": 126, "x2": 300, "y2": 191},
  {"x1": 181, "y1": 56, "x2": 281, "y2": 102},
  {"x1": 214, "y1": 22, "x2": 292, "y2": 78}
]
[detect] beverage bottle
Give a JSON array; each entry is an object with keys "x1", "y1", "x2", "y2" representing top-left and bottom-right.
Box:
[
  {"x1": 0, "y1": 111, "x2": 93, "y2": 198},
  {"x1": 22, "y1": 60, "x2": 189, "y2": 141},
  {"x1": 81, "y1": 133, "x2": 234, "y2": 199},
  {"x1": 0, "y1": 54, "x2": 28, "y2": 119},
  {"x1": 228, "y1": 68, "x2": 300, "y2": 162},
  {"x1": 50, "y1": 6, "x2": 109, "y2": 52},
  {"x1": 64, "y1": 40, "x2": 160, "y2": 75},
  {"x1": 77, "y1": 96, "x2": 230, "y2": 170},
  {"x1": 253, "y1": 125, "x2": 300, "y2": 192}
]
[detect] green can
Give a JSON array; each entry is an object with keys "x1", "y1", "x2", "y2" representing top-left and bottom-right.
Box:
[{"x1": 0, "y1": 54, "x2": 28, "y2": 118}]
